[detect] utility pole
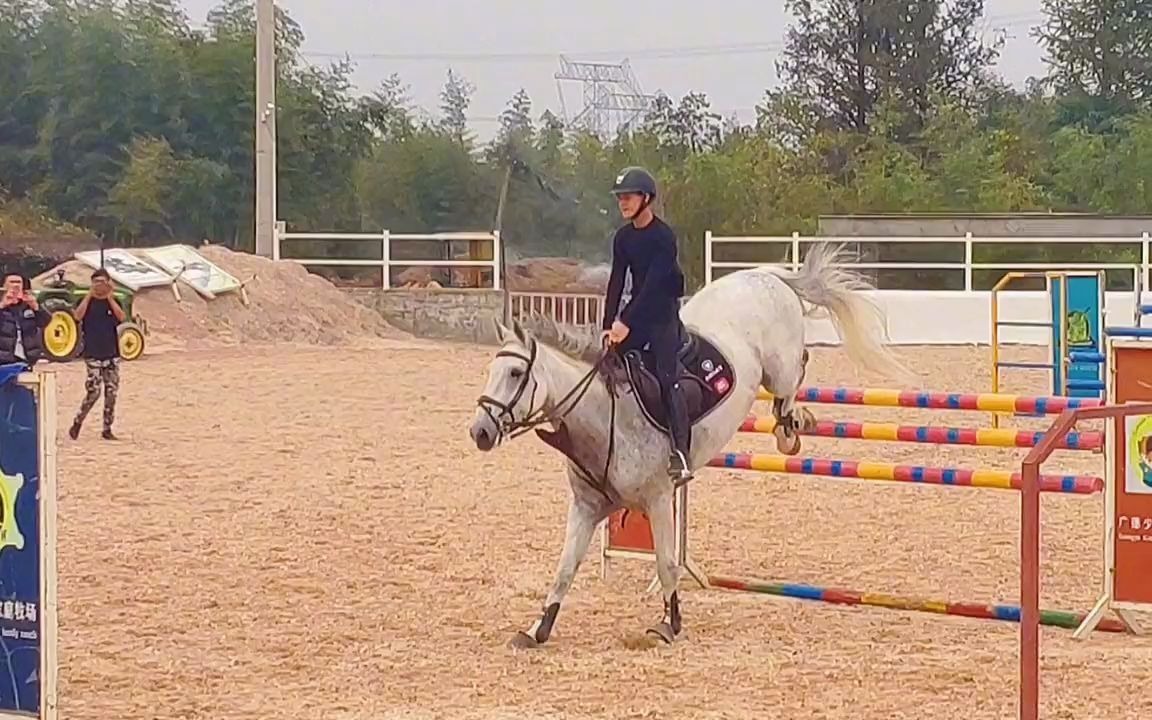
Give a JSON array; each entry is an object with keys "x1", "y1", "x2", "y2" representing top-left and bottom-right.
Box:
[{"x1": 254, "y1": 0, "x2": 277, "y2": 257}]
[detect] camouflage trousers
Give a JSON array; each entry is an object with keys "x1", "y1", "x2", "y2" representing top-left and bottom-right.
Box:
[{"x1": 74, "y1": 358, "x2": 120, "y2": 431}]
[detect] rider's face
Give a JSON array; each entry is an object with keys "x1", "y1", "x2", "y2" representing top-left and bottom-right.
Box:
[{"x1": 616, "y1": 192, "x2": 644, "y2": 219}]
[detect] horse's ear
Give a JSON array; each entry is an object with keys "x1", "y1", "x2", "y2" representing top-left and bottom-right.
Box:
[
  {"x1": 492, "y1": 317, "x2": 512, "y2": 344},
  {"x1": 511, "y1": 318, "x2": 527, "y2": 343}
]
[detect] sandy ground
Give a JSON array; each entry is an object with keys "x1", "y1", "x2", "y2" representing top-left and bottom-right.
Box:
[{"x1": 48, "y1": 340, "x2": 1152, "y2": 720}]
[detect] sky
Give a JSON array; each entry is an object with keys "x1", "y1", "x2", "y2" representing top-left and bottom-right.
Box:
[{"x1": 178, "y1": 0, "x2": 1052, "y2": 140}]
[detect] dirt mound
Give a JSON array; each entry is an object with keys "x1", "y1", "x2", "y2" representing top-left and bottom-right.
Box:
[{"x1": 34, "y1": 245, "x2": 407, "y2": 352}]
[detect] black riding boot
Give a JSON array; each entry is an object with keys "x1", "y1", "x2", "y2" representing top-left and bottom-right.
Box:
[{"x1": 664, "y1": 380, "x2": 693, "y2": 482}]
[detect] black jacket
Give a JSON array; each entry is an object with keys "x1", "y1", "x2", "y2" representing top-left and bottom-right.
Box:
[{"x1": 0, "y1": 302, "x2": 50, "y2": 365}]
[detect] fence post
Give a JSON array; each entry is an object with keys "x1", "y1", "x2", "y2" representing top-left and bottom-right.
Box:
[
  {"x1": 381, "y1": 230, "x2": 390, "y2": 289},
  {"x1": 492, "y1": 230, "x2": 502, "y2": 291},
  {"x1": 703, "y1": 230, "x2": 713, "y2": 286},
  {"x1": 964, "y1": 232, "x2": 973, "y2": 291}
]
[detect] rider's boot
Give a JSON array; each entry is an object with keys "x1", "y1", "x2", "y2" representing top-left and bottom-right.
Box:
[{"x1": 665, "y1": 380, "x2": 693, "y2": 483}]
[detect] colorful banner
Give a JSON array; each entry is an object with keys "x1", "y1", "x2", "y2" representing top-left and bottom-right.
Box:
[
  {"x1": 1117, "y1": 415, "x2": 1152, "y2": 607},
  {"x1": 0, "y1": 369, "x2": 45, "y2": 716}
]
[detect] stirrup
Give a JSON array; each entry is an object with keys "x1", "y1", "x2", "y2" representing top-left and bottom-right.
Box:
[{"x1": 667, "y1": 450, "x2": 693, "y2": 481}]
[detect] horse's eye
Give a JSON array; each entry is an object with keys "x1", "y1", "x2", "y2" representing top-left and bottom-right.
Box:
[{"x1": 509, "y1": 368, "x2": 523, "y2": 379}]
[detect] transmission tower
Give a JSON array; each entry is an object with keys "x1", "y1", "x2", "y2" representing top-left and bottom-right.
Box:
[{"x1": 554, "y1": 56, "x2": 654, "y2": 139}]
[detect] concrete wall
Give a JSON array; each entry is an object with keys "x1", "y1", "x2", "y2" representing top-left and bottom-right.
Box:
[{"x1": 349, "y1": 288, "x2": 504, "y2": 344}]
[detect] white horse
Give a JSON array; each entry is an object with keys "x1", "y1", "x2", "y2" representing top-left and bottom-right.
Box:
[{"x1": 469, "y1": 242, "x2": 913, "y2": 647}]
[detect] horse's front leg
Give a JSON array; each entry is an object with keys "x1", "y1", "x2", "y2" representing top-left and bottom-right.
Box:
[
  {"x1": 509, "y1": 494, "x2": 609, "y2": 649},
  {"x1": 644, "y1": 489, "x2": 682, "y2": 643}
]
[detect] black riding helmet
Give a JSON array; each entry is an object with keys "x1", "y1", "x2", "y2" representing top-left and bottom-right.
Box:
[{"x1": 611, "y1": 166, "x2": 657, "y2": 218}]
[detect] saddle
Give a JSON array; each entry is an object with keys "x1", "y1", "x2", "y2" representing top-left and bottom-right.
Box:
[{"x1": 602, "y1": 327, "x2": 736, "y2": 434}]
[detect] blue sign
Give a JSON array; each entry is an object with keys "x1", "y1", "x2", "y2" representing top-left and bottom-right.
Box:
[
  {"x1": 0, "y1": 366, "x2": 45, "y2": 717},
  {"x1": 1050, "y1": 273, "x2": 1105, "y2": 398}
]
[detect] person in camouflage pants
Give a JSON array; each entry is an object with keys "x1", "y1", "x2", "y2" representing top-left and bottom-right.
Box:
[
  {"x1": 69, "y1": 269, "x2": 126, "y2": 440},
  {"x1": 72, "y1": 358, "x2": 120, "y2": 439}
]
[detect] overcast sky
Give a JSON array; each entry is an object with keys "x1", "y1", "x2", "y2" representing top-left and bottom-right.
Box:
[{"x1": 179, "y1": 0, "x2": 1051, "y2": 139}]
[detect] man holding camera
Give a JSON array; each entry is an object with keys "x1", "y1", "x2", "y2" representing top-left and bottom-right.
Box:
[
  {"x1": 0, "y1": 272, "x2": 50, "y2": 367},
  {"x1": 69, "y1": 269, "x2": 125, "y2": 440}
]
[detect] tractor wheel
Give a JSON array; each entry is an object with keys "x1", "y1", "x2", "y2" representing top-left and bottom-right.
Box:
[
  {"x1": 42, "y1": 302, "x2": 80, "y2": 362},
  {"x1": 117, "y1": 322, "x2": 145, "y2": 361}
]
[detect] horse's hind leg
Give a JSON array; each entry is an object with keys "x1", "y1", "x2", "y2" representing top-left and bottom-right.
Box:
[
  {"x1": 765, "y1": 348, "x2": 816, "y2": 456},
  {"x1": 509, "y1": 491, "x2": 608, "y2": 649},
  {"x1": 644, "y1": 490, "x2": 682, "y2": 643}
]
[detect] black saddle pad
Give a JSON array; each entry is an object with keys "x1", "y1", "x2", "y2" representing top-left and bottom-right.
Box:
[{"x1": 619, "y1": 329, "x2": 736, "y2": 433}]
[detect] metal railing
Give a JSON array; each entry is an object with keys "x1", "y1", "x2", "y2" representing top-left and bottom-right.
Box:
[
  {"x1": 509, "y1": 292, "x2": 605, "y2": 329},
  {"x1": 704, "y1": 231, "x2": 1152, "y2": 292},
  {"x1": 273, "y1": 222, "x2": 502, "y2": 289}
]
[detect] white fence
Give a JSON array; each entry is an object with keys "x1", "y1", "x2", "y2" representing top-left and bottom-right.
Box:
[
  {"x1": 705, "y1": 232, "x2": 1152, "y2": 345},
  {"x1": 509, "y1": 292, "x2": 605, "y2": 329},
  {"x1": 273, "y1": 222, "x2": 502, "y2": 289}
]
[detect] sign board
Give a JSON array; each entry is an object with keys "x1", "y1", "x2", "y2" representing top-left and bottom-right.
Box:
[
  {"x1": 1075, "y1": 339, "x2": 1152, "y2": 638},
  {"x1": 139, "y1": 245, "x2": 241, "y2": 299},
  {"x1": 0, "y1": 369, "x2": 57, "y2": 720},
  {"x1": 1050, "y1": 271, "x2": 1105, "y2": 398},
  {"x1": 74, "y1": 249, "x2": 172, "y2": 290}
]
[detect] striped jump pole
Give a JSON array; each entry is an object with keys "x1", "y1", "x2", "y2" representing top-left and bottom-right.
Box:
[
  {"x1": 708, "y1": 452, "x2": 1103, "y2": 494},
  {"x1": 757, "y1": 386, "x2": 1105, "y2": 414},
  {"x1": 709, "y1": 576, "x2": 1128, "y2": 633},
  {"x1": 739, "y1": 415, "x2": 1103, "y2": 451}
]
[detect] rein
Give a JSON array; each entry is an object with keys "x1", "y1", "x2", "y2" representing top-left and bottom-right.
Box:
[{"x1": 476, "y1": 337, "x2": 620, "y2": 502}]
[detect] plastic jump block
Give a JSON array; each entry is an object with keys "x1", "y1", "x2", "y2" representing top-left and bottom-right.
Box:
[
  {"x1": 708, "y1": 452, "x2": 1103, "y2": 495},
  {"x1": 756, "y1": 386, "x2": 1106, "y2": 414},
  {"x1": 1139, "y1": 304, "x2": 1152, "y2": 315},
  {"x1": 739, "y1": 416, "x2": 1103, "y2": 451},
  {"x1": 1067, "y1": 351, "x2": 1105, "y2": 363},
  {"x1": 1106, "y1": 326, "x2": 1152, "y2": 338},
  {"x1": 708, "y1": 576, "x2": 1128, "y2": 633}
]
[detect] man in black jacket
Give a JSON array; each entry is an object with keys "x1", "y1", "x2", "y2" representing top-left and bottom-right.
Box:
[
  {"x1": 0, "y1": 273, "x2": 49, "y2": 367},
  {"x1": 600, "y1": 166, "x2": 693, "y2": 482}
]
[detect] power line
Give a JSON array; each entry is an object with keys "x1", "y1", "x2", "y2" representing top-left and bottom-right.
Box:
[
  {"x1": 302, "y1": 42, "x2": 784, "y2": 63},
  {"x1": 301, "y1": 14, "x2": 1047, "y2": 64}
]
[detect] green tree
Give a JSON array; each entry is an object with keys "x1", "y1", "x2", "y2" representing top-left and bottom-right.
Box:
[
  {"x1": 1036, "y1": 0, "x2": 1152, "y2": 112},
  {"x1": 770, "y1": 0, "x2": 1003, "y2": 139}
]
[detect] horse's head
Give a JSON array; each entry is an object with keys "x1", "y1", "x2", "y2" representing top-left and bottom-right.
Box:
[{"x1": 470, "y1": 319, "x2": 551, "y2": 451}]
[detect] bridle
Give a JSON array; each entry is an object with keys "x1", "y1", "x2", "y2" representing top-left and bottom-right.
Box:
[{"x1": 475, "y1": 336, "x2": 621, "y2": 501}]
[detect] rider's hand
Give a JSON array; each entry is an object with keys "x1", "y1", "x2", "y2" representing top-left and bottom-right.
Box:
[{"x1": 608, "y1": 320, "x2": 630, "y2": 344}]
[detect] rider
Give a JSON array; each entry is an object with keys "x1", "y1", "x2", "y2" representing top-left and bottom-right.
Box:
[{"x1": 601, "y1": 166, "x2": 693, "y2": 482}]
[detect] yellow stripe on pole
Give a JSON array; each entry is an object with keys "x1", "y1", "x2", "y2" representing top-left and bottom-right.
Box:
[
  {"x1": 972, "y1": 393, "x2": 1021, "y2": 413},
  {"x1": 968, "y1": 469, "x2": 1015, "y2": 489},
  {"x1": 861, "y1": 388, "x2": 901, "y2": 406}
]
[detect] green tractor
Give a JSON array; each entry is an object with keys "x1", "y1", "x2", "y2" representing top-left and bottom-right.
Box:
[{"x1": 34, "y1": 269, "x2": 148, "y2": 362}]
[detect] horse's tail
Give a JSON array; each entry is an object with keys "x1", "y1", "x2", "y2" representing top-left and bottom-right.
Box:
[{"x1": 772, "y1": 242, "x2": 917, "y2": 384}]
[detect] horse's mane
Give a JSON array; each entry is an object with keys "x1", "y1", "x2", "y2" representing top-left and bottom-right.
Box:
[{"x1": 518, "y1": 312, "x2": 604, "y2": 367}]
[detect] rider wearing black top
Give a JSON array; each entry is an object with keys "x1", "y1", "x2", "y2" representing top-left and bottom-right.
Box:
[{"x1": 601, "y1": 167, "x2": 693, "y2": 482}]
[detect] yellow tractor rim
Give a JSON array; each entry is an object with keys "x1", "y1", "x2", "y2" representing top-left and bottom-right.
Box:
[
  {"x1": 118, "y1": 327, "x2": 144, "y2": 360},
  {"x1": 44, "y1": 311, "x2": 78, "y2": 358}
]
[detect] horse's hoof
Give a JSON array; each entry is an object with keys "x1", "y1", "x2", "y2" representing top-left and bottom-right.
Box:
[
  {"x1": 645, "y1": 622, "x2": 676, "y2": 644},
  {"x1": 508, "y1": 632, "x2": 540, "y2": 649},
  {"x1": 775, "y1": 430, "x2": 802, "y2": 455}
]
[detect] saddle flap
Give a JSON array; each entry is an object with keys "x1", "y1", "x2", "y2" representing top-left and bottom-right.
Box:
[{"x1": 620, "y1": 330, "x2": 736, "y2": 433}]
